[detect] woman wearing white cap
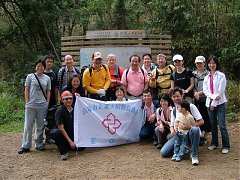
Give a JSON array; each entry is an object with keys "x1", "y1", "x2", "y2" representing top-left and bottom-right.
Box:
[
  {"x1": 170, "y1": 54, "x2": 194, "y2": 103},
  {"x1": 193, "y1": 56, "x2": 211, "y2": 144}
]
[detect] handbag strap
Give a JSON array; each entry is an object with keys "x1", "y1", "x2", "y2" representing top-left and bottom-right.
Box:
[{"x1": 33, "y1": 73, "x2": 47, "y2": 101}]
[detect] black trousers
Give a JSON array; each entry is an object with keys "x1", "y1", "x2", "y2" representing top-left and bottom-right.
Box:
[
  {"x1": 50, "y1": 129, "x2": 73, "y2": 155},
  {"x1": 195, "y1": 99, "x2": 211, "y2": 132},
  {"x1": 155, "y1": 126, "x2": 170, "y2": 145},
  {"x1": 106, "y1": 88, "x2": 117, "y2": 101}
]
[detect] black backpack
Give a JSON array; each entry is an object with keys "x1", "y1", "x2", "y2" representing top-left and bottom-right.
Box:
[
  {"x1": 87, "y1": 64, "x2": 108, "y2": 77},
  {"x1": 125, "y1": 67, "x2": 145, "y2": 84}
]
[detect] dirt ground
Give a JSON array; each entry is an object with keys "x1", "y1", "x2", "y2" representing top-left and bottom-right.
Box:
[{"x1": 0, "y1": 122, "x2": 239, "y2": 180}]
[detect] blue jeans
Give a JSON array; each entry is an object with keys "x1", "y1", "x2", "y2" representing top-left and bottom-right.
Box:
[
  {"x1": 207, "y1": 103, "x2": 230, "y2": 148},
  {"x1": 160, "y1": 126, "x2": 200, "y2": 158},
  {"x1": 173, "y1": 132, "x2": 188, "y2": 158},
  {"x1": 139, "y1": 123, "x2": 155, "y2": 140}
]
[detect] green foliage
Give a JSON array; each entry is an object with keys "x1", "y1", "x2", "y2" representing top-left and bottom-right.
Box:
[
  {"x1": 0, "y1": 81, "x2": 24, "y2": 126},
  {"x1": 0, "y1": 0, "x2": 240, "y2": 80},
  {"x1": 112, "y1": 0, "x2": 127, "y2": 29},
  {"x1": 226, "y1": 81, "x2": 240, "y2": 122},
  {"x1": 220, "y1": 42, "x2": 240, "y2": 80}
]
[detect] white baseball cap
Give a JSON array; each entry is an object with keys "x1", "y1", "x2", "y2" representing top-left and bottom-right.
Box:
[
  {"x1": 173, "y1": 54, "x2": 183, "y2": 61},
  {"x1": 93, "y1": 51, "x2": 103, "y2": 60},
  {"x1": 195, "y1": 56, "x2": 205, "y2": 63}
]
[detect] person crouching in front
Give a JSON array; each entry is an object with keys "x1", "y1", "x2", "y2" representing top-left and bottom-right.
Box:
[{"x1": 50, "y1": 91, "x2": 84, "y2": 160}]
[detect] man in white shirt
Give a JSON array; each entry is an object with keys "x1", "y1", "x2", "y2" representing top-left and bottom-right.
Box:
[{"x1": 160, "y1": 88, "x2": 204, "y2": 166}]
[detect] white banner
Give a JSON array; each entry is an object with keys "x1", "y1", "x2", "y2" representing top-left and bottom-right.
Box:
[{"x1": 74, "y1": 97, "x2": 145, "y2": 147}]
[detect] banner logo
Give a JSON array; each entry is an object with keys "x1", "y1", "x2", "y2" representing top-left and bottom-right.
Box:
[{"x1": 102, "y1": 113, "x2": 121, "y2": 135}]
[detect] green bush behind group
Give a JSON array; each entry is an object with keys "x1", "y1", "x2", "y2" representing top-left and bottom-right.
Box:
[{"x1": 0, "y1": 80, "x2": 239, "y2": 133}]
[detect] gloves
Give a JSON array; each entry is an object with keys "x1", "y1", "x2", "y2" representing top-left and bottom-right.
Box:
[{"x1": 96, "y1": 89, "x2": 106, "y2": 96}]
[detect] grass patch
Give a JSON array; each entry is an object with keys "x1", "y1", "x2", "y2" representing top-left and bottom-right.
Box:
[{"x1": 0, "y1": 120, "x2": 23, "y2": 133}]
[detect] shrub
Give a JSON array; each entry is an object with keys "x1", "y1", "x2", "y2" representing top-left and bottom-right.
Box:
[
  {"x1": 0, "y1": 81, "x2": 24, "y2": 125},
  {"x1": 226, "y1": 81, "x2": 240, "y2": 122}
]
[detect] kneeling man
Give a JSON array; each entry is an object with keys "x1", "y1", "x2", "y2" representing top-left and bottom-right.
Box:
[{"x1": 50, "y1": 91, "x2": 83, "y2": 160}]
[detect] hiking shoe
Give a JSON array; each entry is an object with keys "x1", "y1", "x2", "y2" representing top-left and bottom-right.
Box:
[
  {"x1": 192, "y1": 157, "x2": 199, "y2": 166},
  {"x1": 221, "y1": 148, "x2": 229, "y2": 154},
  {"x1": 60, "y1": 153, "x2": 68, "y2": 161},
  {"x1": 208, "y1": 145, "x2": 217, "y2": 150},
  {"x1": 18, "y1": 147, "x2": 30, "y2": 154}
]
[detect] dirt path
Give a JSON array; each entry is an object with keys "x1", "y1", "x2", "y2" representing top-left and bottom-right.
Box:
[{"x1": 0, "y1": 122, "x2": 239, "y2": 180}]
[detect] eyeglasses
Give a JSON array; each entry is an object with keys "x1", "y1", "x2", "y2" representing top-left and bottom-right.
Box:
[
  {"x1": 95, "y1": 58, "x2": 102, "y2": 61},
  {"x1": 62, "y1": 97, "x2": 73, "y2": 101}
]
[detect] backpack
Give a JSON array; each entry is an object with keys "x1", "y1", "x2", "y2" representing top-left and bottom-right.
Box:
[
  {"x1": 86, "y1": 64, "x2": 108, "y2": 77},
  {"x1": 60, "y1": 66, "x2": 80, "y2": 89},
  {"x1": 155, "y1": 65, "x2": 174, "y2": 79},
  {"x1": 82, "y1": 64, "x2": 108, "y2": 97},
  {"x1": 125, "y1": 67, "x2": 145, "y2": 84},
  {"x1": 152, "y1": 65, "x2": 174, "y2": 97}
]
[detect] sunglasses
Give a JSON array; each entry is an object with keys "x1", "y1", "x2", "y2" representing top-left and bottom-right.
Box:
[
  {"x1": 62, "y1": 97, "x2": 73, "y2": 101},
  {"x1": 174, "y1": 60, "x2": 182, "y2": 63}
]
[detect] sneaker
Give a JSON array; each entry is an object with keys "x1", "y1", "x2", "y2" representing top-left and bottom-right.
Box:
[
  {"x1": 171, "y1": 154, "x2": 177, "y2": 161},
  {"x1": 221, "y1": 148, "x2": 229, "y2": 154},
  {"x1": 77, "y1": 147, "x2": 86, "y2": 151},
  {"x1": 175, "y1": 156, "x2": 182, "y2": 162},
  {"x1": 153, "y1": 141, "x2": 158, "y2": 146},
  {"x1": 35, "y1": 146, "x2": 45, "y2": 151},
  {"x1": 156, "y1": 144, "x2": 162, "y2": 149},
  {"x1": 208, "y1": 145, "x2": 217, "y2": 150},
  {"x1": 60, "y1": 153, "x2": 68, "y2": 160},
  {"x1": 192, "y1": 157, "x2": 199, "y2": 166},
  {"x1": 18, "y1": 147, "x2": 30, "y2": 154},
  {"x1": 45, "y1": 138, "x2": 55, "y2": 144}
]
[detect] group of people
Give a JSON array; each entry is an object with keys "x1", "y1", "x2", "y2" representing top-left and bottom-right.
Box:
[{"x1": 17, "y1": 51, "x2": 230, "y2": 165}]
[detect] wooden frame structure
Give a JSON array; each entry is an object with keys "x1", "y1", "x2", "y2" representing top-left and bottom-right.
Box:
[{"x1": 61, "y1": 34, "x2": 172, "y2": 63}]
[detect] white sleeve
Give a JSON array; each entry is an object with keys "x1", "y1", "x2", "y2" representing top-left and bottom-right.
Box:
[
  {"x1": 190, "y1": 104, "x2": 202, "y2": 121},
  {"x1": 216, "y1": 73, "x2": 226, "y2": 97},
  {"x1": 25, "y1": 74, "x2": 32, "y2": 87},
  {"x1": 155, "y1": 108, "x2": 160, "y2": 121}
]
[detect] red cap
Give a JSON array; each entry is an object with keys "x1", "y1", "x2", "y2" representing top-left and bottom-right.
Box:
[{"x1": 61, "y1": 91, "x2": 73, "y2": 99}]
